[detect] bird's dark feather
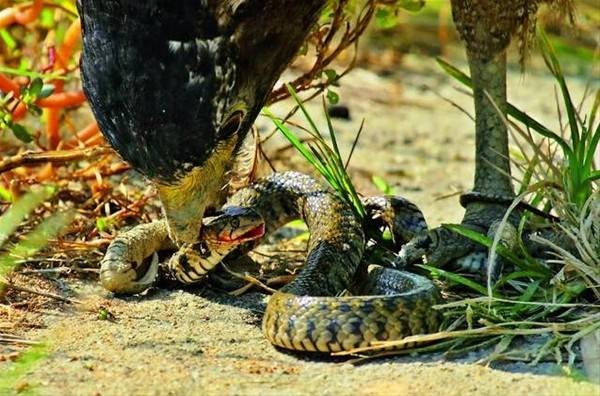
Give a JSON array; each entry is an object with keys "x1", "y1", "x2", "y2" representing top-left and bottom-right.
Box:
[
  {"x1": 79, "y1": 0, "x2": 230, "y2": 182},
  {"x1": 78, "y1": 0, "x2": 325, "y2": 183}
]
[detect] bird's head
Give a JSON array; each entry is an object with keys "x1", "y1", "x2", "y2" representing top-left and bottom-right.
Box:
[{"x1": 79, "y1": 0, "x2": 323, "y2": 245}]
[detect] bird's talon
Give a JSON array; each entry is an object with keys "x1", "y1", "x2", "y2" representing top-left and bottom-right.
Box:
[
  {"x1": 397, "y1": 218, "x2": 518, "y2": 282},
  {"x1": 100, "y1": 221, "x2": 173, "y2": 294}
]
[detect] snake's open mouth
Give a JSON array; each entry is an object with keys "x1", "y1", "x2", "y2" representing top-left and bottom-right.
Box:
[
  {"x1": 219, "y1": 224, "x2": 265, "y2": 243},
  {"x1": 238, "y1": 224, "x2": 265, "y2": 241}
]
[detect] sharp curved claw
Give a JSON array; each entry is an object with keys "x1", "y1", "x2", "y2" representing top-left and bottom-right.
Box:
[
  {"x1": 394, "y1": 232, "x2": 433, "y2": 268},
  {"x1": 99, "y1": 221, "x2": 172, "y2": 294},
  {"x1": 100, "y1": 252, "x2": 160, "y2": 294},
  {"x1": 454, "y1": 251, "x2": 503, "y2": 283},
  {"x1": 397, "y1": 219, "x2": 520, "y2": 283}
]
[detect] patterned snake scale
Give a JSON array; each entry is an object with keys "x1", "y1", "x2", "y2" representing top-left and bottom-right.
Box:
[{"x1": 191, "y1": 171, "x2": 441, "y2": 353}]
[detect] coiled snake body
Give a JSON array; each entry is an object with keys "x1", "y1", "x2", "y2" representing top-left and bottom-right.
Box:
[{"x1": 100, "y1": 171, "x2": 441, "y2": 352}]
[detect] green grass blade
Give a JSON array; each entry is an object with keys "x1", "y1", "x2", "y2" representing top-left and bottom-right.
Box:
[
  {"x1": 0, "y1": 65, "x2": 67, "y2": 80},
  {"x1": 323, "y1": 97, "x2": 345, "y2": 170},
  {"x1": 0, "y1": 187, "x2": 55, "y2": 247},
  {"x1": 496, "y1": 271, "x2": 546, "y2": 287},
  {"x1": 514, "y1": 280, "x2": 543, "y2": 314},
  {"x1": 583, "y1": 121, "x2": 600, "y2": 171},
  {"x1": 0, "y1": 343, "x2": 49, "y2": 394},
  {"x1": 418, "y1": 264, "x2": 490, "y2": 295},
  {"x1": 267, "y1": 87, "x2": 366, "y2": 218},
  {"x1": 0, "y1": 209, "x2": 74, "y2": 277},
  {"x1": 507, "y1": 105, "x2": 572, "y2": 156},
  {"x1": 436, "y1": 58, "x2": 472, "y2": 88},
  {"x1": 537, "y1": 29, "x2": 580, "y2": 149},
  {"x1": 263, "y1": 108, "x2": 328, "y2": 176},
  {"x1": 583, "y1": 171, "x2": 600, "y2": 184},
  {"x1": 287, "y1": 84, "x2": 321, "y2": 137},
  {"x1": 320, "y1": 97, "x2": 366, "y2": 216},
  {"x1": 588, "y1": 88, "x2": 599, "y2": 130}
]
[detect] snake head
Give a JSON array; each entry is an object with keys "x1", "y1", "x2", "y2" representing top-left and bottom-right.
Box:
[{"x1": 201, "y1": 206, "x2": 265, "y2": 247}]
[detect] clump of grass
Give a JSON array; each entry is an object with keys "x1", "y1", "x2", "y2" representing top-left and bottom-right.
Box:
[
  {"x1": 0, "y1": 343, "x2": 49, "y2": 395},
  {"x1": 437, "y1": 29, "x2": 599, "y2": 215},
  {"x1": 263, "y1": 84, "x2": 366, "y2": 219},
  {"x1": 503, "y1": 29, "x2": 599, "y2": 298},
  {"x1": 0, "y1": 187, "x2": 74, "y2": 392},
  {"x1": 530, "y1": 195, "x2": 599, "y2": 299},
  {"x1": 380, "y1": 28, "x2": 599, "y2": 368},
  {"x1": 0, "y1": 187, "x2": 74, "y2": 285}
]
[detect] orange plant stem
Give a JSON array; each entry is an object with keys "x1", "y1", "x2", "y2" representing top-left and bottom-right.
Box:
[
  {"x1": 83, "y1": 133, "x2": 104, "y2": 147},
  {"x1": 14, "y1": 0, "x2": 43, "y2": 25},
  {"x1": 76, "y1": 121, "x2": 99, "y2": 142},
  {"x1": 46, "y1": 108, "x2": 60, "y2": 149},
  {"x1": 0, "y1": 73, "x2": 27, "y2": 120},
  {"x1": 0, "y1": 8, "x2": 17, "y2": 28},
  {"x1": 45, "y1": 81, "x2": 64, "y2": 150},
  {"x1": 0, "y1": 73, "x2": 20, "y2": 95},
  {"x1": 56, "y1": 19, "x2": 81, "y2": 69},
  {"x1": 37, "y1": 91, "x2": 86, "y2": 108},
  {"x1": 12, "y1": 103, "x2": 27, "y2": 120},
  {"x1": 64, "y1": 121, "x2": 99, "y2": 148}
]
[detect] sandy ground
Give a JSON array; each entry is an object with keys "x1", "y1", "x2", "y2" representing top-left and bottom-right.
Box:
[{"x1": 3, "y1": 55, "x2": 600, "y2": 395}]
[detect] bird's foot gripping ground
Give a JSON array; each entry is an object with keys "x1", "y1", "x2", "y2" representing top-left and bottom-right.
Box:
[
  {"x1": 395, "y1": 195, "x2": 523, "y2": 281},
  {"x1": 394, "y1": 191, "x2": 575, "y2": 282},
  {"x1": 99, "y1": 220, "x2": 174, "y2": 294}
]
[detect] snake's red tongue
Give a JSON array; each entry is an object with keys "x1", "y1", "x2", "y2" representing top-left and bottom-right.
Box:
[{"x1": 219, "y1": 224, "x2": 265, "y2": 243}]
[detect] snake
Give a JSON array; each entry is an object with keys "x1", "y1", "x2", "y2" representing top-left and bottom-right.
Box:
[{"x1": 100, "y1": 171, "x2": 441, "y2": 353}]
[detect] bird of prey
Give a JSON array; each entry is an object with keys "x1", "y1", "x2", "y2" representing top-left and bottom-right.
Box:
[{"x1": 78, "y1": 0, "x2": 324, "y2": 246}]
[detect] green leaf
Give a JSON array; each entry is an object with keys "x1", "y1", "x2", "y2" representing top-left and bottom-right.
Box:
[
  {"x1": 0, "y1": 209, "x2": 74, "y2": 277},
  {"x1": 39, "y1": 84, "x2": 55, "y2": 99},
  {"x1": 375, "y1": 8, "x2": 398, "y2": 29},
  {"x1": 29, "y1": 78, "x2": 43, "y2": 97},
  {"x1": 397, "y1": 0, "x2": 426, "y2": 12},
  {"x1": 9, "y1": 123, "x2": 33, "y2": 143},
  {"x1": 326, "y1": 90, "x2": 339, "y2": 105},
  {"x1": 0, "y1": 188, "x2": 55, "y2": 246},
  {"x1": 0, "y1": 65, "x2": 67, "y2": 81},
  {"x1": 0, "y1": 343, "x2": 49, "y2": 394},
  {"x1": 96, "y1": 217, "x2": 109, "y2": 232},
  {"x1": 0, "y1": 187, "x2": 12, "y2": 202},
  {"x1": 583, "y1": 171, "x2": 600, "y2": 184},
  {"x1": 39, "y1": 8, "x2": 55, "y2": 28},
  {"x1": 372, "y1": 175, "x2": 393, "y2": 195},
  {"x1": 0, "y1": 29, "x2": 16, "y2": 50},
  {"x1": 323, "y1": 69, "x2": 338, "y2": 83},
  {"x1": 436, "y1": 58, "x2": 472, "y2": 88},
  {"x1": 28, "y1": 105, "x2": 42, "y2": 117}
]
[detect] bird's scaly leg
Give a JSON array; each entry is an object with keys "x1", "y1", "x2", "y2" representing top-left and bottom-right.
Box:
[
  {"x1": 100, "y1": 220, "x2": 175, "y2": 294},
  {"x1": 397, "y1": 48, "x2": 520, "y2": 278}
]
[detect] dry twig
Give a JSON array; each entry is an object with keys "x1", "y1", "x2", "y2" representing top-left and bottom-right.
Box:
[{"x1": 0, "y1": 147, "x2": 114, "y2": 174}]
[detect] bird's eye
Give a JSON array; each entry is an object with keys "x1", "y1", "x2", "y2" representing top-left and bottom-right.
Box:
[{"x1": 219, "y1": 110, "x2": 245, "y2": 138}]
